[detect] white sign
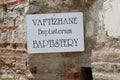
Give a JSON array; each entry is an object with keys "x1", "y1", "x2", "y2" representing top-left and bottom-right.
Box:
[{"x1": 26, "y1": 12, "x2": 84, "y2": 54}]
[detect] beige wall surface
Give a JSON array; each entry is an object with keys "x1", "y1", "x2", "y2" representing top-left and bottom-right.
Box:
[{"x1": 0, "y1": 0, "x2": 120, "y2": 80}]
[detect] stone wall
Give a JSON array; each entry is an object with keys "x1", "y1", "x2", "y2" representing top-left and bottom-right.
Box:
[
  {"x1": 0, "y1": 0, "x2": 92, "y2": 80},
  {"x1": 0, "y1": 0, "x2": 32, "y2": 80},
  {"x1": 0, "y1": 0, "x2": 120, "y2": 80},
  {"x1": 88, "y1": 0, "x2": 120, "y2": 80},
  {"x1": 28, "y1": 0, "x2": 92, "y2": 80}
]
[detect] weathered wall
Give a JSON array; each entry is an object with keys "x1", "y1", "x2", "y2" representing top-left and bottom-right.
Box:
[
  {"x1": 28, "y1": 0, "x2": 92, "y2": 80},
  {"x1": 0, "y1": 0, "x2": 32, "y2": 80},
  {"x1": 89, "y1": 0, "x2": 120, "y2": 80},
  {"x1": 0, "y1": 0, "x2": 92, "y2": 80},
  {"x1": 0, "y1": 0, "x2": 120, "y2": 80}
]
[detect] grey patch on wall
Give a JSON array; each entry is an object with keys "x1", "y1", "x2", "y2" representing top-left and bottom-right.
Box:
[
  {"x1": 103, "y1": 0, "x2": 120, "y2": 39},
  {"x1": 27, "y1": 5, "x2": 41, "y2": 14}
]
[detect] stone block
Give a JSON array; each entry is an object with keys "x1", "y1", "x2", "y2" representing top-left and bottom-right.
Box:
[
  {"x1": 93, "y1": 72, "x2": 120, "y2": 80},
  {"x1": 91, "y1": 49, "x2": 120, "y2": 63},
  {"x1": 92, "y1": 62, "x2": 120, "y2": 74}
]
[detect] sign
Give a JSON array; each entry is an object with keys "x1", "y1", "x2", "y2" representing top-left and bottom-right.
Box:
[{"x1": 26, "y1": 12, "x2": 84, "y2": 54}]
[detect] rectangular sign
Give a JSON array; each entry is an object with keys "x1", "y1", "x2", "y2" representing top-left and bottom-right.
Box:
[{"x1": 26, "y1": 12, "x2": 84, "y2": 54}]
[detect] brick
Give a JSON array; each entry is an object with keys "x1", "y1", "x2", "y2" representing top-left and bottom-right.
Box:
[
  {"x1": 93, "y1": 72, "x2": 120, "y2": 80},
  {"x1": 2, "y1": 63, "x2": 28, "y2": 70},
  {"x1": 11, "y1": 43, "x2": 27, "y2": 49},
  {"x1": 74, "y1": 72, "x2": 81, "y2": 78},
  {"x1": 6, "y1": 1, "x2": 18, "y2": 6},
  {"x1": 0, "y1": 43, "x2": 26, "y2": 48},
  {"x1": 15, "y1": 64, "x2": 29, "y2": 70},
  {"x1": 0, "y1": 4, "x2": 4, "y2": 8},
  {"x1": 61, "y1": 53, "x2": 83, "y2": 57},
  {"x1": 3, "y1": 63, "x2": 15, "y2": 68},
  {"x1": 67, "y1": 72, "x2": 80, "y2": 79},
  {"x1": 0, "y1": 43, "x2": 10, "y2": 48},
  {"x1": 0, "y1": 26, "x2": 17, "y2": 30},
  {"x1": 92, "y1": 62, "x2": 120, "y2": 74},
  {"x1": 0, "y1": 56, "x2": 27, "y2": 62},
  {"x1": 91, "y1": 50, "x2": 120, "y2": 63},
  {"x1": 0, "y1": 49, "x2": 27, "y2": 54},
  {"x1": 0, "y1": 0, "x2": 26, "y2": 8},
  {"x1": 67, "y1": 73, "x2": 75, "y2": 79},
  {"x1": 0, "y1": 63, "x2": 29, "y2": 70},
  {"x1": 15, "y1": 43, "x2": 26, "y2": 47}
]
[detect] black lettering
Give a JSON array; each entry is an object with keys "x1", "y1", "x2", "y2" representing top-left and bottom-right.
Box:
[
  {"x1": 53, "y1": 18, "x2": 57, "y2": 25},
  {"x1": 43, "y1": 40, "x2": 48, "y2": 48},
  {"x1": 63, "y1": 39, "x2": 68, "y2": 47},
  {"x1": 43, "y1": 19, "x2": 47, "y2": 25},
  {"x1": 38, "y1": 41, "x2": 43, "y2": 48},
  {"x1": 63, "y1": 18, "x2": 69, "y2": 24},
  {"x1": 73, "y1": 17, "x2": 78, "y2": 24},
  {"x1": 68, "y1": 39, "x2": 74, "y2": 47},
  {"x1": 68, "y1": 18, "x2": 74, "y2": 24},
  {"x1": 33, "y1": 40, "x2": 39, "y2": 48},
  {"x1": 57, "y1": 18, "x2": 63, "y2": 25},
  {"x1": 49, "y1": 40, "x2": 54, "y2": 47},
  {"x1": 32, "y1": 19, "x2": 38, "y2": 26},
  {"x1": 38, "y1": 19, "x2": 43, "y2": 25},
  {"x1": 54, "y1": 39, "x2": 60, "y2": 47},
  {"x1": 74, "y1": 39, "x2": 78, "y2": 46}
]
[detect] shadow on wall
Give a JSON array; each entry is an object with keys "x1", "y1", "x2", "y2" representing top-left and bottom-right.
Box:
[
  {"x1": 30, "y1": 66, "x2": 37, "y2": 74},
  {"x1": 81, "y1": 67, "x2": 93, "y2": 80},
  {"x1": 0, "y1": 60, "x2": 4, "y2": 74}
]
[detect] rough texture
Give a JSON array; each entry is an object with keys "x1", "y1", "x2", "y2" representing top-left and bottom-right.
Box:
[
  {"x1": 0, "y1": 0, "x2": 120, "y2": 80},
  {"x1": 0, "y1": 0, "x2": 91, "y2": 80},
  {"x1": 89, "y1": 0, "x2": 120, "y2": 80},
  {"x1": 28, "y1": 0, "x2": 92, "y2": 80},
  {"x1": 0, "y1": 0, "x2": 33, "y2": 80}
]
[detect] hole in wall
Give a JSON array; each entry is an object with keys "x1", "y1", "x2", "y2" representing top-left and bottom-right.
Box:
[{"x1": 81, "y1": 67, "x2": 93, "y2": 80}]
